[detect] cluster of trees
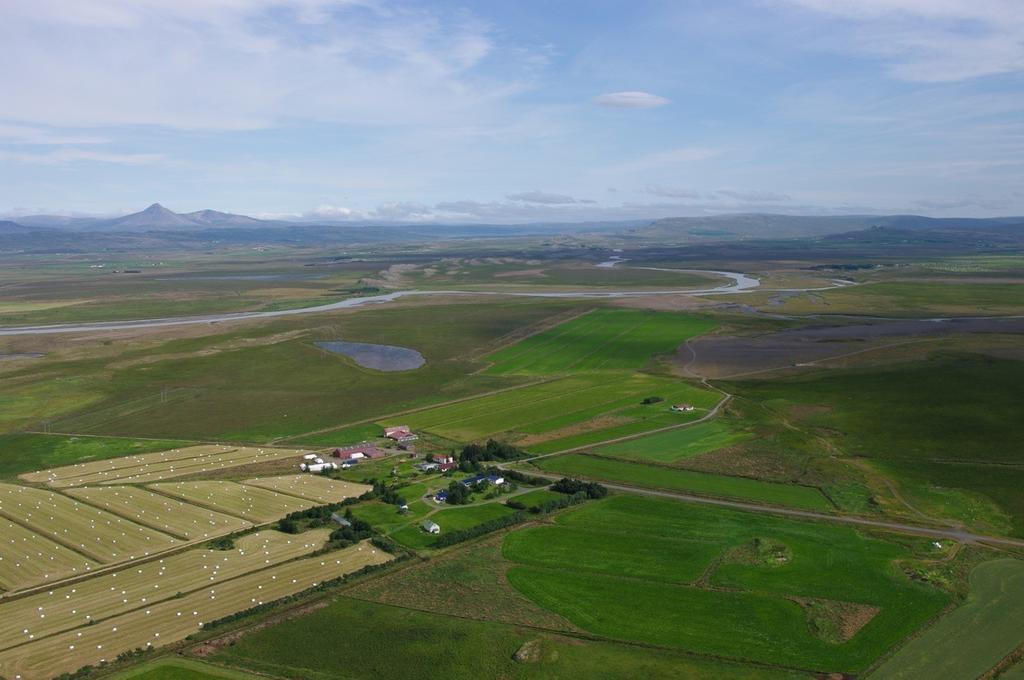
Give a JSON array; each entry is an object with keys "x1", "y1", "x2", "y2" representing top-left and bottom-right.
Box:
[
  {"x1": 443, "y1": 480, "x2": 472, "y2": 505},
  {"x1": 56, "y1": 648, "x2": 156, "y2": 680},
  {"x1": 277, "y1": 496, "x2": 360, "y2": 533},
  {"x1": 641, "y1": 395, "x2": 664, "y2": 405},
  {"x1": 551, "y1": 477, "x2": 609, "y2": 499},
  {"x1": 363, "y1": 480, "x2": 407, "y2": 506},
  {"x1": 458, "y1": 439, "x2": 527, "y2": 471}
]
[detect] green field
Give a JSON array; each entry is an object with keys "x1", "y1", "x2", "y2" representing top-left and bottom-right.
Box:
[
  {"x1": 731, "y1": 355, "x2": 1024, "y2": 534},
  {"x1": 592, "y1": 420, "x2": 753, "y2": 463},
  {"x1": 394, "y1": 372, "x2": 717, "y2": 445},
  {"x1": 213, "y1": 596, "x2": 808, "y2": 680},
  {"x1": 485, "y1": 308, "x2": 716, "y2": 375},
  {"x1": 535, "y1": 454, "x2": 832, "y2": 510},
  {"x1": 870, "y1": 559, "x2": 1024, "y2": 680},
  {"x1": 770, "y1": 281, "x2": 1024, "y2": 316},
  {"x1": 390, "y1": 502, "x2": 517, "y2": 549},
  {"x1": 110, "y1": 657, "x2": 257, "y2": 679},
  {"x1": 504, "y1": 495, "x2": 949, "y2": 673}
]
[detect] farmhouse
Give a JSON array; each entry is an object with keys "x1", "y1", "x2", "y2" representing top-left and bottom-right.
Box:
[
  {"x1": 418, "y1": 462, "x2": 440, "y2": 472},
  {"x1": 671, "y1": 403, "x2": 696, "y2": 412},
  {"x1": 433, "y1": 490, "x2": 449, "y2": 503},
  {"x1": 384, "y1": 425, "x2": 418, "y2": 443},
  {"x1": 462, "y1": 473, "x2": 505, "y2": 488},
  {"x1": 422, "y1": 520, "x2": 440, "y2": 534},
  {"x1": 332, "y1": 442, "x2": 386, "y2": 459}
]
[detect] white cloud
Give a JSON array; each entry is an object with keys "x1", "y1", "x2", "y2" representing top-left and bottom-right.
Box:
[
  {"x1": 781, "y1": 0, "x2": 1024, "y2": 81},
  {"x1": 0, "y1": 1, "x2": 535, "y2": 130},
  {"x1": 506, "y1": 190, "x2": 579, "y2": 204},
  {"x1": 592, "y1": 91, "x2": 670, "y2": 109},
  {"x1": 0, "y1": 123, "x2": 108, "y2": 145},
  {"x1": 601, "y1": 147, "x2": 719, "y2": 175},
  {"x1": 0, "y1": 148, "x2": 165, "y2": 165},
  {"x1": 646, "y1": 186, "x2": 707, "y2": 199},
  {"x1": 716, "y1": 189, "x2": 791, "y2": 202}
]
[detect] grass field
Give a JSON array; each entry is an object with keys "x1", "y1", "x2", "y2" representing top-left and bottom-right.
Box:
[
  {"x1": 0, "y1": 529, "x2": 332, "y2": 652},
  {"x1": 23, "y1": 445, "x2": 308, "y2": 488},
  {"x1": 0, "y1": 517, "x2": 98, "y2": 591},
  {"x1": 394, "y1": 372, "x2": 717, "y2": 446},
  {"x1": 484, "y1": 308, "x2": 715, "y2": 375},
  {"x1": 0, "y1": 540, "x2": 392, "y2": 680},
  {"x1": 769, "y1": 281, "x2": 1024, "y2": 316},
  {"x1": 390, "y1": 502, "x2": 517, "y2": 550},
  {"x1": 213, "y1": 596, "x2": 808, "y2": 680},
  {"x1": 241, "y1": 475, "x2": 370, "y2": 504},
  {"x1": 146, "y1": 481, "x2": 317, "y2": 522},
  {"x1": 351, "y1": 499, "x2": 431, "y2": 533},
  {"x1": 0, "y1": 483, "x2": 180, "y2": 563},
  {"x1": 504, "y1": 495, "x2": 949, "y2": 673},
  {"x1": 535, "y1": 455, "x2": 832, "y2": 511},
  {"x1": 870, "y1": 558, "x2": 1024, "y2": 680},
  {"x1": 63, "y1": 486, "x2": 252, "y2": 541},
  {"x1": 0, "y1": 434, "x2": 189, "y2": 480},
  {"x1": 592, "y1": 420, "x2": 753, "y2": 463},
  {"x1": 731, "y1": 354, "x2": 1024, "y2": 535},
  {"x1": 109, "y1": 657, "x2": 257, "y2": 680},
  {"x1": 5, "y1": 301, "x2": 574, "y2": 441}
]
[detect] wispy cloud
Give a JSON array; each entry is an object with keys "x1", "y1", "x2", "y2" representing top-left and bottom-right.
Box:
[
  {"x1": 781, "y1": 0, "x2": 1024, "y2": 82},
  {"x1": 506, "y1": 190, "x2": 580, "y2": 204},
  {"x1": 0, "y1": 148, "x2": 165, "y2": 165},
  {"x1": 592, "y1": 91, "x2": 670, "y2": 109}
]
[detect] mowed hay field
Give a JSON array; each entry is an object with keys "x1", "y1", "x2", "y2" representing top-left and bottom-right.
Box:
[
  {"x1": 592, "y1": 420, "x2": 753, "y2": 464},
  {"x1": 147, "y1": 481, "x2": 320, "y2": 522},
  {"x1": 242, "y1": 475, "x2": 370, "y2": 504},
  {"x1": 0, "y1": 540, "x2": 392, "y2": 680},
  {"x1": 484, "y1": 308, "x2": 715, "y2": 375},
  {"x1": 870, "y1": 559, "x2": 1024, "y2": 680},
  {"x1": 63, "y1": 487, "x2": 251, "y2": 541},
  {"x1": 0, "y1": 434, "x2": 189, "y2": 481},
  {"x1": 393, "y1": 372, "x2": 717, "y2": 447},
  {"x1": 0, "y1": 518, "x2": 98, "y2": 591},
  {"x1": 21, "y1": 445, "x2": 308, "y2": 488},
  {"x1": 0, "y1": 483, "x2": 179, "y2": 563},
  {"x1": 535, "y1": 454, "x2": 831, "y2": 511},
  {"x1": 0, "y1": 529, "x2": 332, "y2": 652},
  {"x1": 503, "y1": 495, "x2": 949, "y2": 674}
]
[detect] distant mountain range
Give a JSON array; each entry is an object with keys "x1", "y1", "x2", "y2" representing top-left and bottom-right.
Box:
[{"x1": 1, "y1": 203, "x2": 1022, "y2": 253}]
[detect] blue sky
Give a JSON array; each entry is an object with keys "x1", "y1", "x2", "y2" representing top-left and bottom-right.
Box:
[{"x1": 1, "y1": 0, "x2": 1022, "y2": 222}]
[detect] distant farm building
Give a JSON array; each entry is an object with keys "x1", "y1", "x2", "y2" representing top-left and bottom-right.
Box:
[
  {"x1": 462, "y1": 473, "x2": 505, "y2": 488},
  {"x1": 433, "y1": 490, "x2": 449, "y2": 503},
  {"x1": 384, "y1": 426, "x2": 418, "y2": 443},
  {"x1": 300, "y1": 461, "x2": 337, "y2": 473},
  {"x1": 671, "y1": 403, "x2": 696, "y2": 412},
  {"x1": 422, "y1": 520, "x2": 440, "y2": 534},
  {"x1": 331, "y1": 512, "x2": 352, "y2": 527},
  {"x1": 333, "y1": 442, "x2": 386, "y2": 459}
]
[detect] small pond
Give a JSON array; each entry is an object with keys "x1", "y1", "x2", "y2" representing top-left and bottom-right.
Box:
[{"x1": 315, "y1": 341, "x2": 425, "y2": 371}]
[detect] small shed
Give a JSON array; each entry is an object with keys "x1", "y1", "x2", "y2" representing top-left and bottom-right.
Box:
[
  {"x1": 422, "y1": 520, "x2": 440, "y2": 534},
  {"x1": 331, "y1": 512, "x2": 352, "y2": 527}
]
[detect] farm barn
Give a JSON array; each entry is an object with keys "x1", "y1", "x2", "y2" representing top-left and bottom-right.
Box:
[
  {"x1": 671, "y1": 403, "x2": 696, "y2": 412},
  {"x1": 332, "y1": 442, "x2": 387, "y2": 459},
  {"x1": 384, "y1": 426, "x2": 418, "y2": 443},
  {"x1": 422, "y1": 520, "x2": 440, "y2": 534}
]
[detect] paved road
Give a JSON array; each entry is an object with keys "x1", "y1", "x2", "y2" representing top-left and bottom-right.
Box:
[{"x1": 0, "y1": 270, "x2": 761, "y2": 336}]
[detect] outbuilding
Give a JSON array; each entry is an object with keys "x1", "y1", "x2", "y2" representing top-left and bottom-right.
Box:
[{"x1": 422, "y1": 520, "x2": 440, "y2": 534}]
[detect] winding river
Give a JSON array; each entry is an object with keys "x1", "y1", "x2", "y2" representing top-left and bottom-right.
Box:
[{"x1": 0, "y1": 269, "x2": 760, "y2": 336}]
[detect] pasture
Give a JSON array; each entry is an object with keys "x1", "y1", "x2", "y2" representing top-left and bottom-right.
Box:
[
  {"x1": 394, "y1": 372, "x2": 717, "y2": 446},
  {"x1": 63, "y1": 486, "x2": 251, "y2": 541},
  {"x1": 870, "y1": 558, "x2": 1024, "y2": 680},
  {"x1": 592, "y1": 420, "x2": 752, "y2": 463},
  {"x1": 146, "y1": 481, "x2": 315, "y2": 522},
  {"x1": 730, "y1": 354, "x2": 1024, "y2": 535},
  {"x1": 241, "y1": 475, "x2": 370, "y2": 504},
  {"x1": 484, "y1": 308, "x2": 715, "y2": 375},
  {"x1": 213, "y1": 596, "x2": 806, "y2": 680},
  {"x1": 23, "y1": 445, "x2": 308, "y2": 488},
  {"x1": 0, "y1": 483, "x2": 179, "y2": 563},
  {"x1": 110, "y1": 657, "x2": 256, "y2": 679},
  {"x1": 0, "y1": 529, "x2": 332, "y2": 651},
  {"x1": 0, "y1": 540, "x2": 392, "y2": 680},
  {"x1": 535, "y1": 455, "x2": 832, "y2": 510},
  {"x1": 504, "y1": 495, "x2": 949, "y2": 673},
  {"x1": 0, "y1": 518, "x2": 98, "y2": 592}
]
